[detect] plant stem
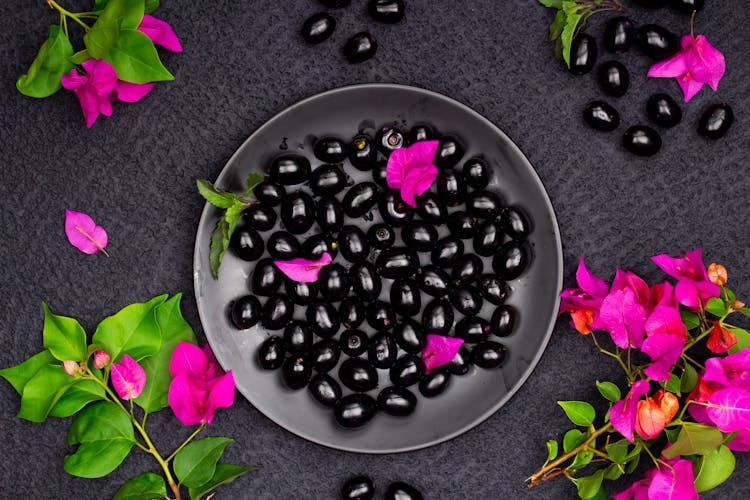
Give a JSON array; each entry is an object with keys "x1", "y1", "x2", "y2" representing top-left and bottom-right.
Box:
[
  {"x1": 48, "y1": 1, "x2": 91, "y2": 31},
  {"x1": 166, "y1": 424, "x2": 206, "y2": 462},
  {"x1": 591, "y1": 334, "x2": 631, "y2": 378}
]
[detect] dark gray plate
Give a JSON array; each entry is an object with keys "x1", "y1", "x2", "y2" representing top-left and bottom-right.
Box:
[{"x1": 194, "y1": 83, "x2": 562, "y2": 454}]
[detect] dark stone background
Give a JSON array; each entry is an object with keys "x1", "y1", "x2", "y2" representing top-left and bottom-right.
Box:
[{"x1": 1, "y1": 0, "x2": 749, "y2": 498}]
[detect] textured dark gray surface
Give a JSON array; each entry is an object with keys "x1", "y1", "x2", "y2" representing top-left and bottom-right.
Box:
[{"x1": 1, "y1": 1, "x2": 749, "y2": 499}]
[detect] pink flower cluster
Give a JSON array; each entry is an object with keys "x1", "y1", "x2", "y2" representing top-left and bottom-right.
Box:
[
  {"x1": 385, "y1": 140, "x2": 439, "y2": 207},
  {"x1": 613, "y1": 456, "x2": 698, "y2": 500}
]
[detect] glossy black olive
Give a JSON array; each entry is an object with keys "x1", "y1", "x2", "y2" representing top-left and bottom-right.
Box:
[
  {"x1": 339, "y1": 297, "x2": 366, "y2": 329},
  {"x1": 366, "y1": 300, "x2": 396, "y2": 331},
  {"x1": 302, "y1": 12, "x2": 336, "y2": 44},
  {"x1": 284, "y1": 320, "x2": 313, "y2": 354},
  {"x1": 267, "y1": 231, "x2": 300, "y2": 260},
  {"x1": 301, "y1": 233, "x2": 338, "y2": 262},
  {"x1": 491, "y1": 304, "x2": 517, "y2": 337},
  {"x1": 368, "y1": 332, "x2": 398, "y2": 369},
  {"x1": 230, "y1": 295, "x2": 262, "y2": 330},
  {"x1": 623, "y1": 125, "x2": 662, "y2": 156},
  {"x1": 414, "y1": 191, "x2": 447, "y2": 224},
  {"x1": 341, "y1": 475, "x2": 375, "y2": 500},
  {"x1": 455, "y1": 316, "x2": 491, "y2": 343},
  {"x1": 261, "y1": 295, "x2": 293, "y2": 330},
  {"x1": 313, "y1": 137, "x2": 348, "y2": 164},
  {"x1": 466, "y1": 190, "x2": 504, "y2": 218},
  {"x1": 633, "y1": 0, "x2": 669, "y2": 7},
  {"x1": 389, "y1": 355, "x2": 426, "y2": 387},
  {"x1": 407, "y1": 123, "x2": 436, "y2": 144},
  {"x1": 437, "y1": 169, "x2": 468, "y2": 206},
  {"x1": 318, "y1": 263, "x2": 352, "y2": 302},
  {"x1": 447, "y1": 211, "x2": 478, "y2": 239},
  {"x1": 368, "y1": 0, "x2": 405, "y2": 23},
  {"x1": 463, "y1": 157, "x2": 490, "y2": 190},
  {"x1": 340, "y1": 330, "x2": 370, "y2": 357},
  {"x1": 316, "y1": 196, "x2": 344, "y2": 233},
  {"x1": 473, "y1": 219, "x2": 504, "y2": 257},
  {"x1": 432, "y1": 237, "x2": 464, "y2": 268},
  {"x1": 306, "y1": 301, "x2": 341, "y2": 338},
  {"x1": 647, "y1": 93, "x2": 682, "y2": 128},
  {"x1": 500, "y1": 206, "x2": 531, "y2": 241},
  {"x1": 569, "y1": 34, "x2": 598, "y2": 75},
  {"x1": 434, "y1": 135, "x2": 465, "y2": 170},
  {"x1": 672, "y1": 0, "x2": 703, "y2": 14},
  {"x1": 419, "y1": 368, "x2": 451, "y2": 398},
  {"x1": 375, "y1": 125, "x2": 405, "y2": 156},
  {"x1": 349, "y1": 134, "x2": 378, "y2": 171},
  {"x1": 230, "y1": 226, "x2": 264, "y2": 261},
  {"x1": 401, "y1": 221, "x2": 438, "y2": 252},
  {"x1": 604, "y1": 16, "x2": 635, "y2": 53},
  {"x1": 257, "y1": 336, "x2": 285, "y2": 370},
  {"x1": 269, "y1": 154, "x2": 311, "y2": 185},
  {"x1": 350, "y1": 262, "x2": 381, "y2": 302},
  {"x1": 471, "y1": 341, "x2": 508, "y2": 369},
  {"x1": 339, "y1": 225, "x2": 370, "y2": 264},
  {"x1": 251, "y1": 258, "x2": 284, "y2": 296},
  {"x1": 583, "y1": 101, "x2": 620, "y2": 132},
  {"x1": 638, "y1": 25, "x2": 679, "y2": 59},
  {"x1": 280, "y1": 191, "x2": 316, "y2": 234},
  {"x1": 452, "y1": 254, "x2": 484, "y2": 286},
  {"x1": 242, "y1": 205, "x2": 277, "y2": 232},
  {"x1": 319, "y1": 0, "x2": 350, "y2": 7},
  {"x1": 371, "y1": 159, "x2": 388, "y2": 187},
  {"x1": 449, "y1": 287, "x2": 484, "y2": 316},
  {"x1": 376, "y1": 247, "x2": 420, "y2": 279},
  {"x1": 479, "y1": 274, "x2": 509, "y2": 305},
  {"x1": 598, "y1": 61, "x2": 629, "y2": 97},
  {"x1": 492, "y1": 241, "x2": 532, "y2": 280},
  {"x1": 367, "y1": 223, "x2": 395, "y2": 249},
  {"x1": 698, "y1": 103, "x2": 733, "y2": 139},
  {"x1": 422, "y1": 298, "x2": 454, "y2": 336},
  {"x1": 379, "y1": 189, "x2": 414, "y2": 227},
  {"x1": 344, "y1": 32, "x2": 378, "y2": 63},
  {"x1": 310, "y1": 164, "x2": 347, "y2": 197},
  {"x1": 377, "y1": 386, "x2": 417, "y2": 416},
  {"x1": 415, "y1": 265, "x2": 451, "y2": 297},
  {"x1": 448, "y1": 345, "x2": 472, "y2": 375},
  {"x1": 308, "y1": 373, "x2": 342, "y2": 407},
  {"x1": 282, "y1": 355, "x2": 312, "y2": 390},
  {"x1": 393, "y1": 319, "x2": 426, "y2": 354},
  {"x1": 311, "y1": 339, "x2": 341, "y2": 373},
  {"x1": 339, "y1": 357, "x2": 379, "y2": 392},
  {"x1": 384, "y1": 482, "x2": 424, "y2": 500},
  {"x1": 253, "y1": 181, "x2": 285, "y2": 207},
  {"x1": 343, "y1": 182, "x2": 379, "y2": 218},
  {"x1": 390, "y1": 278, "x2": 421, "y2": 316},
  {"x1": 334, "y1": 394, "x2": 377, "y2": 428}
]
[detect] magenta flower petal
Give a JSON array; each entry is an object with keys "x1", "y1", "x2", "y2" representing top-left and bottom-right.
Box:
[
  {"x1": 641, "y1": 334, "x2": 685, "y2": 381},
  {"x1": 81, "y1": 59, "x2": 117, "y2": 97},
  {"x1": 398, "y1": 165, "x2": 438, "y2": 208},
  {"x1": 704, "y1": 357, "x2": 732, "y2": 388},
  {"x1": 678, "y1": 77, "x2": 705, "y2": 103},
  {"x1": 727, "y1": 428, "x2": 750, "y2": 452},
  {"x1": 138, "y1": 14, "x2": 183, "y2": 52},
  {"x1": 61, "y1": 69, "x2": 87, "y2": 89},
  {"x1": 112, "y1": 81, "x2": 156, "y2": 102},
  {"x1": 610, "y1": 379, "x2": 650, "y2": 443},
  {"x1": 385, "y1": 140, "x2": 439, "y2": 204},
  {"x1": 575, "y1": 257, "x2": 609, "y2": 299},
  {"x1": 169, "y1": 341, "x2": 208, "y2": 378},
  {"x1": 386, "y1": 147, "x2": 410, "y2": 189},
  {"x1": 168, "y1": 373, "x2": 204, "y2": 426},
  {"x1": 647, "y1": 52, "x2": 690, "y2": 78},
  {"x1": 690, "y1": 35, "x2": 726, "y2": 91},
  {"x1": 422, "y1": 334, "x2": 464, "y2": 374},
  {"x1": 645, "y1": 305, "x2": 687, "y2": 340},
  {"x1": 111, "y1": 354, "x2": 146, "y2": 400},
  {"x1": 206, "y1": 371, "x2": 236, "y2": 423},
  {"x1": 706, "y1": 387, "x2": 750, "y2": 433},
  {"x1": 612, "y1": 477, "x2": 651, "y2": 500},
  {"x1": 64, "y1": 210, "x2": 109, "y2": 254},
  {"x1": 648, "y1": 458, "x2": 699, "y2": 500},
  {"x1": 650, "y1": 282, "x2": 675, "y2": 309},
  {"x1": 600, "y1": 288, "x2": 647, "y2": 349},
  {"x1": 274, "y1": 252, "x2": 332, "y2": 283},
  {"x1": 611, "y1": 270, "x2": 651, "y2": 305}
]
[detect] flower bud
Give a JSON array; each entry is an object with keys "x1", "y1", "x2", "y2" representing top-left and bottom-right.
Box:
[
  {"x1": 654, "y1": 389, "x2": 679, "y2": 421},
  {"x1": 62, "y1": 360, "x2": 80, "y2": 377},
  {"x1": 733, "y1": 300, "x2": 746, "y2": 311},
  {"x1": 93, "y1": 350, "x2": 111, "y2": 369},
  {"x1": 707, "y1": 263, "x2": 728, "y2": 286}
]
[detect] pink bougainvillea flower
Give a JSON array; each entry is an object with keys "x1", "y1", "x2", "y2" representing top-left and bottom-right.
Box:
[
  {"x1": 652, "y1": 248, "x2": 719, "y2": 308},
  {"x1": 641, "y1": 333, "x2": 685, "y2": 381},
  {"x1": 648, "y1": 33, "x2": 726, "y2": 103},
  {"x1": 111, "y1": 355, "x2": 146, "y2": 400},
  {"x1": 64, "y1": 210, "x2": 109, "y2": 256},
  {"x1": 421, "y1": 334, "x2": 464, "y2": 374},
  {"x1": 138, "y1": 14, "x2": 183, "y2": 53},
  {"x1": 600, "y1": 287, "x2": 648, "y2": 349},
  {"x1": 168, "y1": 342, "x2": 235, "y2": 426},
  {"x1": 610, "y1": 379, "x2": 650, "y2": 442},
  {"x1": 649, "y1": 282, "x2": 676, "y2": 310},
  {"x1": 648, "y1": 457, "x2": 699, "y2": 500},
  {"x1": 706, "y1": 322, "x2": 738, "y2": 354},
  {"x1": 645, "y1": 305, "x2": 687, "y2": 340},
  {"x1": 386, "y1": 140, "x2": 439, "y2": 207},
  {"x1": 727, "y1": 427, "x2": 750, "y2": 452},
  {"x1": 274, "y1": 252, "x2": 332, "y2": 283},
  {"x1": 705, "y1": 387, "x2": 750, "y2": 432},
  {"x1": 635, "y1": 389, "x2": 679, "y2": 440},
  {"x1": 612, "y1": 475, "x2": 651, "y2": 500},
  {"x1": 559, "y1": 257, "x2": 609, "y2": 335},
  {"x1": 687, "y1": 377, "x2": 721, "y2": 425},
  {"x1": 93, "y1": 350, "x2": 111, "y2": 369},
  {"x1": 703, "y1": 346, "x2": 750, "y2": 391}
]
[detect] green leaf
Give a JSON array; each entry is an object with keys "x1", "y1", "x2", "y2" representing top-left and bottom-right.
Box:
[
  {"x1": 0, "y1": 350, "x2": 56, "y2": 394},
  {"x1": 563, "y1": 429, "x2": 586, "y2": 453},
  {"x1": 728, "y1": 327, "x2": 750, "y2": 355},
  {"x1": 706, "y1": 297, "x2": 727, "y2": 317},
  {"x1": 570, "y1": 449, "x2": 594, "y2": 470},
  {"x1": 538, "y1": 0, "x2": 563, "y2": 7},
  {"x1": 197, "y1": 180, "x2": 238, "y2": 209},
  {"x1": 69, "y1": 49, "x2": 90, "y2": 65},
  {"x1": 680, "y1": 310, "x2": 700, "y2": 331},
  {"x1": 95, "y1": 0, "x2": 109, "y2": 9},
  {"x1": 549, "y1": 9, "x2": 566, "y2": 41},
  {"x1": 17, "y1": 25, "x2": 74, "y2": 98},
  {"x1": 722, "y1": 287, "x2": 736, "y2": 304},
  {"x1": 188, "y1": 464, "x2": 257, "y2": 500},
  {"x1": 664, "y1": 373, "x2": 681, "y2": 396},
  {"x1": 145, "y1": 0, "x2": 160, "y2": 14},
  {"x1": 596, "y1": 381, "x2": 621, "y2": 403},
  {"x1": 64, "y1": 401, "x2": 135, "y2": 478},
  {"x1": 18, "y1": 364, "x2": 76, "y2": 422},
  {"x1": 662, "y1": 423, "x2": 725, "y2": 459},
  {"x1": 558, "y1": 401, "x2": 596, "y2": 426},
  {"x1": 114, "y1": 472, "x2": 167, "y2": 500},
  {"x1": 692, "y1": 445, "x2": 735, "y2": 492},
  {"x1": 244, "y1": 173, "x2": 265, "y2": 198},
  {"x1": 560, "y1": 12, "x2": 582, "y2": 67},
  {"x1": 92, "y1": 294, "x2": 168, "y2": 362},
  {"x1": 665, "y1": 426, "x2": 681, "y2": 443},
  {"x1": 42, "y1": 303, "x2": 87, "y2": 362},
  {"x1": 546, "y1": 440, "x2": 559, "y2": 462},
  {"x1": 681, "y1": 363, "x2": 699, "y2": 393},
  {"x1": 576, "y1": 469, "x2": 604, "y2": 499},
  {"x1": 605, "y1": 440, "x2": 629, "y2": 464},
  {"x1": 603, "y1": 463, "x2": 624, "y2": 481},
  {"x1": 105, "y1": 29, "x2": 174, "y2": 84},
  {"x1": 625, "y1": 452, "x2": 640, "y2": 474},
  {"x1": 209, "y1": 217, "x2": 230, "y2": 279},
  {"x1": 84, "y1": 0, "x2": 140, "y2": 58},
  {"x1": 739, "y1": 307, "x2": 750, "y2": 318},
  {"x1": 50, "y1": 378, "x2": 106, "y2": 418},
  {"x1": 174, "y1": 437, "x2": 232, "y2": 488},
  {"x1": 135, "y1": 294, "x2": 198, "y2": 414}
]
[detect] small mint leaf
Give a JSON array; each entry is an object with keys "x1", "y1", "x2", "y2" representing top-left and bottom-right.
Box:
[
  {"x1": 209, "y1": 218, "x2": 230, "y2": 279},
  {"x1": 197, "y1": 180, "x2": 237, "y2": 209},
  {"x1": 243, "y1": 173, "x2": 265, "y2": 198}
]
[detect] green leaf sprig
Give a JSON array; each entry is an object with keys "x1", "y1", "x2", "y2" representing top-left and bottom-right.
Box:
[{"x1": 197, "y1": 172, "x2": 265, "y2": 278}]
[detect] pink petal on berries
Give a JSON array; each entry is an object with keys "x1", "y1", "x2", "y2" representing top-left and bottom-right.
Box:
[
  {"x1": 138, "y1": 14, "x2": 183, "y2": 52},
  {"x1": 610, "y1": 379, "x2": 650, "y2": 443},
  {"x1": 64, "y1": 210, "x2": 109, "y2": 254},
  {"x1": 690, "y1": 35, "x2": 726, "y2": 90},
  {"x1": 647, "y1": 53, "x2": 690, "y2": 79},
  {"x1": 727, "y1": 428, "x2": 750, "y2": 452},
  {"x1": 111, "y1": 355, "x2": 146, "y2": 400},
  {"x1": 575, "y1": 257, "x2": 609, "y2": 299},
  {"x1": 641, "y1": 334, "x2": 684, "y2": 381},
  {"x1": 386, "y1": 147, "x2": 410, "y2": 189},
  {"x1": 422, "y1": 334, "x2": 464, "y2": 374},
  {"x1": 169, "y1": 341, "x2": 208, "y2": 378},
  {"x1": 706, "y1": 387, "x2": 750, "y2": 432},
  {"x1": 645, "y1": 305, "x2": 687, "y2": 340},
  {"x1": 168, "y1": 373, "x2": 204, "y2": 426},
  {"x1": 274, "y1": 252, "x2": 332, "y2": 283},
  {"x1": 647, "y1": 458, "x2": 699, "y2": 500},
  {"x1": 600, "y1": 288, "x2": 647, "y2": 349},
  {"x1": 113, "y1": 81, "x2": 155, "y2": 102},
  {"x1": 408, "y1": 140, "x2": 439, "y2": 166}
]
